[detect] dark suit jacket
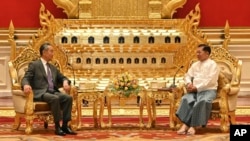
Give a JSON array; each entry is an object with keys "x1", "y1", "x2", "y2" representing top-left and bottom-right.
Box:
[{"x1": 21, "y1": 59, "x2": 68, "y2": 101}]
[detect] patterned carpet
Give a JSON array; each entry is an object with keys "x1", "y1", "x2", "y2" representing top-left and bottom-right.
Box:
[{"x1": 0, "y1": 116, "x2": 249, "y2": 141}]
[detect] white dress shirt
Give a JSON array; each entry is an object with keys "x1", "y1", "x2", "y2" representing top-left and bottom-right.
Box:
[
  {"x1": 184, "y1": 58, "x2": 220, "y2": 92},
  {"x1": 41, "y1": 58, "x2": 49, "y2": 75}
]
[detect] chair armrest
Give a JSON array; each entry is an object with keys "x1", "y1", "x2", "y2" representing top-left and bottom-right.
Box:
[
  {"x1": 70, "y1": 86, "x2": 78, "y2": 98},
  {"x1": 25, "y1": 90, "x2": 34, "y2": 115},
  {"x1": 12, "y1": 83, "x2": 22, "y2": 90},
  {"x1": 227, "y1": 59, "x2": 242, "y2": 95},
  {"x1": 12, "y1": 90, "x2": 27, "y2": 97},
  {"x1": 217, "y1": 84, "x2": 231, "y2": 114},
  {"x1": 12, "y1": 84, "x2": 26, "y2": 97},
  {"x1": 228, "y1": 85, "x2": 240, "y2": 95},
  {"x1": 218, "y1": 84, "x2": 230, "y2": 97},
  {"x1": 230, "y1": 60, "x2": 242, "y2": 86},
  {"x1": 12, "y1": 90, "x2": 34, "y2": 115},
  {"x1": 220, "y1": 84, "x2": 239, "y2": 112}
]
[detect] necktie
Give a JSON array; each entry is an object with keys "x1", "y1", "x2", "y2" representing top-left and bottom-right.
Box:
[{"x1": 46, "y1": 63, "x2": 54, "y2": 92}]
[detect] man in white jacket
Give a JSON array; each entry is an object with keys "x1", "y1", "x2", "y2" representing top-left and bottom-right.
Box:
[{"x1": 176, "y1": 44, "x2": 220, "y2": 135}]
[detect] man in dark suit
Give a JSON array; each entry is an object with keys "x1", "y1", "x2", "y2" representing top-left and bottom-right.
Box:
[{"x1": 21, "y1": 42, "x2": 77, "y2": 136}]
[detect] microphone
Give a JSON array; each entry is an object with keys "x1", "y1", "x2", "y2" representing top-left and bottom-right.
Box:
[
  {"x1": 170, "y1": 65, "x2": 184, "y2": 88},
  {"x1": 191, "y1": 77, "x2": 194, "y2": 84},
  {"x1": 67, "y1": 63, "x2": 76, "y2": 86}
]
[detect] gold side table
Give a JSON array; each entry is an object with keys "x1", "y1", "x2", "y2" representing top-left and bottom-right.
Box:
[
  {"x1": 146, "y1": 88, "x2": 180, "y2": 129},
  {"x1": 76, "y1": 89, "x2": 104, "y2": 129},
  {"x1": 99, "y1": 89, "x2": 149, "y2": 128}
]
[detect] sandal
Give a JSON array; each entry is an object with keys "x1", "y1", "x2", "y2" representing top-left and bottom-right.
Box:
[{"x1": 187, "y1": 127, "x2": 195, "y2": 135}]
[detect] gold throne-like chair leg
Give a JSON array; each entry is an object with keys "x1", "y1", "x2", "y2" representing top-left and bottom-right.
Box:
[
  {"x1": 12, "y1": 113, "x2": 21, "y2": 130},
  {"x1": 146, "y1": 96, "x2": 153, "y2": 128},
  {"x1": 25, "y1": 115, "x2": 34, "y2": 134},
  {"x1": 69, "y1": 99, "x2": 77, "y2": 130},
  {"x1": 229, "y1": 112, "x2": 236, "y2": 124},
  {"x1": 138, "y1": 95, "x2": 145, "y2": 128},
  {"x1": 220, "y1": 113, "x2": 229, "y2": 132},
  {"x1": 69, "y1": 87, "x2": 78, "y2": 130}
]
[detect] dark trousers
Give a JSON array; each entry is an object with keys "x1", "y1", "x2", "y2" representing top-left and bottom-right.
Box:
[{"x1": 41, "y1": 92, "x2": 73, "y2": 123}]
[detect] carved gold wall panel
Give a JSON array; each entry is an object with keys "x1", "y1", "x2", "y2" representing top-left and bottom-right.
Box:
[
  {"x1": 53, "y1": 0, "x2": 187, "y2": 19},
  {"x1": 91, "y1": 0, "x2": 148, "y2": 19},
  {"x1": 8, "y1": 3, "x2": 232, "y2": 89}
]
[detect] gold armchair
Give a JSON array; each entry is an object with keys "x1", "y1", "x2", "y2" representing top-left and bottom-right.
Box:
[
  {"x1": 210, "y1": 58, "x2": 242, "y2": 132},
  {"x1": 175, "y1": 47, "x2": 242, "y2": 132},
  {"x1": 8, "y1": 47, "x2": 77, "y2": 134}
]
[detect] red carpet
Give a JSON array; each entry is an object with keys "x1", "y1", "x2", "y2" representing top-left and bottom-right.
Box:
[{"x1": 0, "y1": 116, "x2": 249, "y2": 140}]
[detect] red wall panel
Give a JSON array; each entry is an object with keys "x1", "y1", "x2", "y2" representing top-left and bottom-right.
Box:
[
  {"x1": 0, "y1": 0, "x2": 67, "y2": 28},
  {"x1": 174, "y1": 0, "x2": 250, "y2": 27},
  {"x1": 0, "y1": 0, "x2": 250, "y2": 28}
]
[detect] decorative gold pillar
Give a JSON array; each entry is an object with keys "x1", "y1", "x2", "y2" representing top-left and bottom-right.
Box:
[
  {"x1": 148, "y1": 0, "x2": 162, "y2": 19},
  {"x1": 79, "y1": 0, "x2": 92, "y2": 19}
]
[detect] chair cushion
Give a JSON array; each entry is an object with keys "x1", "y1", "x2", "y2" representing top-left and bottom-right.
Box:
[{"x1": 34, "y1": 102, "x2": 50, "y2": 111}]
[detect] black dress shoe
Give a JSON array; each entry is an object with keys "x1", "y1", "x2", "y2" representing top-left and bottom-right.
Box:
[
  {"x1": 55, "y1": 128, "x2": 66, "y2": 136},
  {"x1": 61, "y1": 127, "x2": 77, "y2": 135}
]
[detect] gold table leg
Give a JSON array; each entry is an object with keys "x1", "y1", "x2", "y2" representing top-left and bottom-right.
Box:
[
  {"x1": 168, "y1": 92, "x2": 175, "y2": 129},
  {"x1": 107, "y1": 95, "x2": 112, "y2": 127},
  {"x1": 99, "y1": 95, "x2": 112, "y2": 128},
  {"x1": 76, "y1": 92, "x2": 102, "y2": 130},
  {"x1": 138, "y1": 95, "x2": 145, "y2": 128},
  {"x1": 147, "y1": 90, "x2": 179, "y2": 129},
  {"x1": 99, "y1": 94, "x2": 149, "y2": 128},
  {"x1": 99, "y1": 96, "x2": 105, "y2": 128},
  {"x1": 93, "y1": 99, "x2": 98, "y2": 128}
]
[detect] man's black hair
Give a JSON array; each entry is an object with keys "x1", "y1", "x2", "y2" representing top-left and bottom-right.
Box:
[
  {"x1": 198, "y1": 44, "x2": 211, "y2": 55},
  {"x1": 39, "y1": 42, "x2": 51, "y2": 56}
]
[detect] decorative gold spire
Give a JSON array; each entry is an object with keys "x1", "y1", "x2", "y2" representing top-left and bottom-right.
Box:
[
  {"x1": 222, "y1": 20, "x2": 231, "y2": 50},
  {"x1": 8, "y1": 20, "x2": 16, "y2": 60},
  {"x1": 53, "y1": 0, "x2": 79, "y2": 18},
  {"x1": 162, "y1": 0, "x2": 187, "y2": 19}
]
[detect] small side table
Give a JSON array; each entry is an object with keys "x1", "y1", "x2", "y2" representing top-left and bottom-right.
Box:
[
  {"x1": 99, "y1": 89, "x2": 149, "y2": 128},
  {"x1": 77, "y1": 89, "x2": 104, "y2": 129},
  {"x1": 146, "y1": 87, "x2": 180, "y2": 129}
]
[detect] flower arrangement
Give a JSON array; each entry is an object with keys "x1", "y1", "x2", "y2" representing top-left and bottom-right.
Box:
[{"x1": 109, "y1": 72, "x2": 141, "y2": 97}]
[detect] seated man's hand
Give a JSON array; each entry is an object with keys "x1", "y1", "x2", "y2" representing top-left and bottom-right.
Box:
[
  {"x1": 23, "y1": 85, "x2": 32, "y2": 94},
  {"x1": 63, "y1": 80, "x2": 71, "y2": 92},
  {"x1": 186, "y1": 84, "x2": 197, "y2": 93}
]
